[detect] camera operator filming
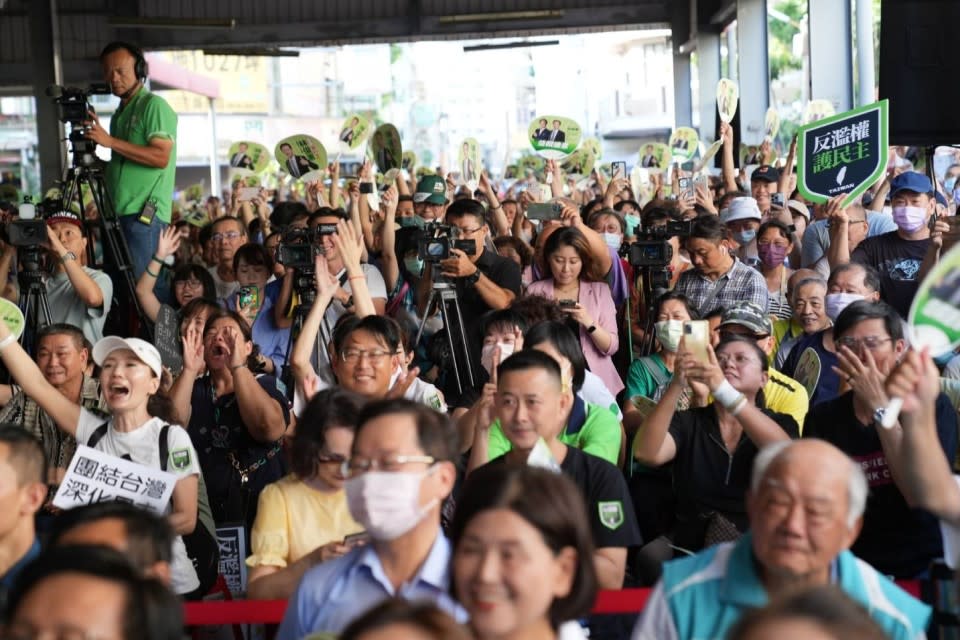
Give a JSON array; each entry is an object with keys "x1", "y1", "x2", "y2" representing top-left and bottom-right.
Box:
[{"x1": 83, "y1": 41, "x2": 177, "y2": 280}]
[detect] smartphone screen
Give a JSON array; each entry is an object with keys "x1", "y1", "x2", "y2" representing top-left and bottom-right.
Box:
[
  {"x1": 238, "y1": 286, "x2": 259, "y2": 310},
  {"x1": 238, "y1": 187, "x2": 259, "y2": 202},
  {"x1": 612, "y1": 161, "x2": 626, "y2": 181},
  {"x1": 683, "y1": 320, "x2": 710, "y2": 363},
  {"x1": 527, "y1": 203, "x2": 562, "y2": 222},
  {"x1": 678, "y1": 177, "x2": 693, "y2": 200}
]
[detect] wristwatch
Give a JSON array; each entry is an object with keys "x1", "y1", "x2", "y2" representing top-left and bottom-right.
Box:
[
  {"x1": 59, "y1": 251, "x2": 77, "y2": 263},
  {"x1": 587, "y1": 325, "x2": 598, "y2": 334},
  {"x1": 872, "y1": 407, "x2": 887, "y2": 426},
  {"x1": 464, "y1": 270, "x2": 481, "y2": 286}
]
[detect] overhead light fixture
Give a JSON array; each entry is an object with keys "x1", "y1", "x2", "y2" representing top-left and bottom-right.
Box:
[
  {"x1": 440, "y1": 10, "x2": 563, "y2": 25},
  {"x1": 108, "y1": 17, "x2": 237, "y2": 30},
  {"x1": 463, "y1": 40, "x2": 560, "y2": 52},
  {"x1": 202, "y1": 48, "x2": 300, "y2": 57}
]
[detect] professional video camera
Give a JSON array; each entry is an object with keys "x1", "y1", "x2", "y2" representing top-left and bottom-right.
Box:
[
  {"x1": 417, "y1": 222, "x2": 476, "y2": 262},
  {"x1": 621, "y1": 220, "x2": 693, "y2": 269},
  {"x1": 46, "y1": 83, "x2": 111, "y2": 168},
  {"x1": 274, "y1": 223, "x2": 339, "y2": 307}
]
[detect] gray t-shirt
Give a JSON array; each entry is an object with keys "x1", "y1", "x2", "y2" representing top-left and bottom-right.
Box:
[{"x1": 45, "y1": 267, "x2": 113, "y2": 344}]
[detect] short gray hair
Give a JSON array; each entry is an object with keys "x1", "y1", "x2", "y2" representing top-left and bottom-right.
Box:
[{"x1": 751, "y1": 440, "x2": 868, "y2": 529}]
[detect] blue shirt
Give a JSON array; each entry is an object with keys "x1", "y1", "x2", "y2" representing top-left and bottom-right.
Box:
[
  {"x1": 227, "y1": 280, "x2": 290, "y2": 375},
  {"x1": 633, "y1": 533, "x2": 930, "y2": 640},
  {"x1": 276, "y1": 529, "x2": 466, "y2": 638}
]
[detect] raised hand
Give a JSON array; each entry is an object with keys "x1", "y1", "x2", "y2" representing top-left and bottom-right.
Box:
[{"x1": 155, "y1": 225, "x2": 182, "y2": 260}]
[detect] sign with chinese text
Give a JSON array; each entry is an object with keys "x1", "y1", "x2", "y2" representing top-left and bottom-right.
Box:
[
  {"x1": 216, "y1": 525, "x2": 248, "y2": 596},
  {"x1": 53, "y1": 445, "x2": 177, "y2": 515},
  {"x1": 797, "y1": 100, "x2": 888, "y2": 206}
]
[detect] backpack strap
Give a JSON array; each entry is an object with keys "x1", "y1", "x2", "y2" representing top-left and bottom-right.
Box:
[
  {"x1": 86, "y1": 422, "x2": 110, "y2": 449},
  {"x1": 158, "y1": 424, "x2": 170, "y2": 472}
]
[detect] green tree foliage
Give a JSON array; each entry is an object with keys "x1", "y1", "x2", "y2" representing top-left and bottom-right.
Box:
[{"x1": 768, "y1": 0, "x2": 804, "y2": 81}]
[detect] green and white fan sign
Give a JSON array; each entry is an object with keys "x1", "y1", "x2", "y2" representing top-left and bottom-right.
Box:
[
  {"x1": 881, "y1": 243, "x2": 960, "y2": 428},
  {"x1": 0, "y1": 299, "x2": 24, "y2": 341}
]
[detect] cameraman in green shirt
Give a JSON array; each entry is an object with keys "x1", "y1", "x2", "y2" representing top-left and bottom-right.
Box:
[{"x1": 83, "y1": 41, "x2": 177, "y2": 280}]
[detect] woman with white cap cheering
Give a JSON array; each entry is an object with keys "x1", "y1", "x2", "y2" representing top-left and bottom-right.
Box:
[{"x1": 0, "y1": 320, "x2": 201, "y2": 596}]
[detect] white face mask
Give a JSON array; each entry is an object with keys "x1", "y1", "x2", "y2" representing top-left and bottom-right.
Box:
[
  {"x1": 655, "y1": 319, "x2": 684, "y2": 352},
  {"x1": 602, "y1": 232, "x2": 622, "y2": 250},
  {"x1": 480, "y1": 341, "x2": 515, "y2": 376},
  {"x1": 345, "y1": 469, "x2": 437, "y2": 541},
  {"x1": 824, "y1": 292, "x2": 865, "y2": 321}
]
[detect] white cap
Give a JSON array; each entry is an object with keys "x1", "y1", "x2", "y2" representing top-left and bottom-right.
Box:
[
  {"x1": 720, "y1": 196, "x2": 762, "y2": 224},
  {"x1": 786, "y1": 199, "x2": 811, "y2": 220},
  {"x1": 93, "y1": 337, "x2": 163, "y2": 378}
]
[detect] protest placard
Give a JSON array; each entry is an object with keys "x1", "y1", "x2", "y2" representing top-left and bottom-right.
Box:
[{"x1": 53, "y1": 445, "x2": 177, "y2": 515}]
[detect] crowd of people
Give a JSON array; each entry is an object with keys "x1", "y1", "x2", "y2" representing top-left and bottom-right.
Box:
[{"x1": 2, "y1": 39, "x2": 960, "y2": 640}]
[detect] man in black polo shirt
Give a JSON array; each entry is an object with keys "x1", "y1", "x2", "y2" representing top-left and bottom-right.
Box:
[
  {"x1": 803, "y1": 299, "x2": 958, "y2": 578},
  {"x1": 830, "y1": 171, "x2": 935, "y2": 318},
  {"x1": 480, "y1": 350, "x2": 641, "y2": 591},
  {"x1": 418, "y1": 199, "x2": 522, "y2": 396}
]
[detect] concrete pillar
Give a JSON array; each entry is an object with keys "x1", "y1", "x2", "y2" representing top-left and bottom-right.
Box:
[
  {"x1": 808, "y1": 0, "x2": 854, "y2": 112},
  {"x1": 674, "y1": 54, "x2": 693, "y2": 128},
  {"x1": 28, "y1": 0, "x2": 65, "y2": 191},
  {"x1": 854, "y1": 0, "x2": 875, "y2": 106},
  {"x1": 736, "y1": 0, "x2": 769, "y2": 144},
  {"x1": 697, "y1": 32, "x2": 722, "y2": 141},
  {"x1": 208, "y1": 98, "x2": 221, "y2": 200}
]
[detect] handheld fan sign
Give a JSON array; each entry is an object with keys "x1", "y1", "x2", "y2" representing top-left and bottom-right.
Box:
[{"x1": 881, "y1": 243, "x2": 960, "y2": 428}]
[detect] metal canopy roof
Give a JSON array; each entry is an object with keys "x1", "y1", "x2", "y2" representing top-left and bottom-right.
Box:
[{"x1": 0, "y1": 0, "x2": 672, "y2": 90}]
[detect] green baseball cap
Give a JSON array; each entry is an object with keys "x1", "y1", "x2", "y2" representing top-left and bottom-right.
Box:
[{"x1": 414, "y1": 175, "x2": 447, "y2": 205}]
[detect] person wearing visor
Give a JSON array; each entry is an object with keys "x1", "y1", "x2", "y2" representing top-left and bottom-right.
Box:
[{"x1": 0, "y1": 322, "x2": 201, "y2": 596}]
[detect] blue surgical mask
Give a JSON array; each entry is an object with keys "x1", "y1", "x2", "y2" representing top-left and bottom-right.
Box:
[
  {"x1": 733, "y1": 229, "x2": 757, "y2": 246},
  {"x1": 398, "y1": 215, "x2": 425, "y2": 228},
  {"x1": 403, "y1": 256, "x2": 424, "y2": 276},
  {"x1": 947, "y1": 177, "x2": 958, "y2": 193},
  {"x1": 624, "y1": 214, "x2": 642, "y2": 237}
]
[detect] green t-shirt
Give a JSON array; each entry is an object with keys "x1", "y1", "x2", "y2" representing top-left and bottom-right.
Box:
[
  {"x1": 486, "y1": 399, "x2": 621, "y2": 466},
  {"x1": 625, "y1": 353, "x2": 672, "y2": 401},
  {"x1": 105, "y1": 87, "x2": 177, "y2": 223}
]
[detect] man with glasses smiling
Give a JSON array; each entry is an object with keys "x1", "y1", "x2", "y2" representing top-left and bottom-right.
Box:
[
  {"x1": 206, "y1": 216, "x2": 247, "y2": 300},
  {"x1": 277, "y1": 398, "x2": 464, "y2": 638},
  {"x1": 803, "y1": 299, "x2": 958, "y2": 579}
]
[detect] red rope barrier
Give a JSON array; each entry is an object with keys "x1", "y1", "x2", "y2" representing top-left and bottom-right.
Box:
[{"x1": 183, "y1": 581, "x2": 923, "y2": 627}]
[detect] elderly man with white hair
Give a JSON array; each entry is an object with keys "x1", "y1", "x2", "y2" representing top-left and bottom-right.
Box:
[{"x1": 632, "y1": 439, "x2": 931, "y2": 640}]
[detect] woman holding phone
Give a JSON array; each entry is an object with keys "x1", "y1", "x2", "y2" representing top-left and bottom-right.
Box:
[
  {"x1": 632, "y1": 335, "x2": 797, "y2": 551},
  {"x1": 527, "y1": 227, "x2": 622, "y2": 396},
  {"x1": 227, "y1": 243, "x2": 290, "y2": 376},
  {"x1": 246, "y1": 388, "x2": 366, "y2": 600}
]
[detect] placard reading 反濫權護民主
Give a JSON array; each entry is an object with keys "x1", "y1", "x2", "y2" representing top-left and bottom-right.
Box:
[{"x1": 797, "y1": 99, "x2": 888, "y2": 206}]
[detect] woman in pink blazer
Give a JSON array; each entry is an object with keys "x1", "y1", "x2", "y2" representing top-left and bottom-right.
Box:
[{"x1": 527, "y1": 227, "x2": 624, "y2": 395}]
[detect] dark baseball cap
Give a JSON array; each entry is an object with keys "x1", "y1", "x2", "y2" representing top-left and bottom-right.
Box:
[
  {"x1": 46, "y1": 210, "x2": 83, "y2": 228},
  {"x1": 751, "y1": 165, "x2": 780, "y2": 183},
  {"x1": 719, "y1": 302, "x2": 772, "y2": 336}
]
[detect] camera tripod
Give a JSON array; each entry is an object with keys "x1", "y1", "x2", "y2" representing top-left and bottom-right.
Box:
[
  {"x1": 415, "y1": 278, "x2": 474, "y2": 396},
  {"x1": 280, "y1": 286, "x2": 336, "y2": 402},
  {"x1": 635, "y1": 265, "x2": 672, "y2": 357},
  {"x1": 16, "y1": 245, "x2": 52, "y2": 355},
  {"x1": 57, "y1": 163, "x2": 151, "y2": 340}
]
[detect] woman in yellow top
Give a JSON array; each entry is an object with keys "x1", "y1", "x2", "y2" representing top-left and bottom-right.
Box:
[{"x1": 246, "y1": 388, "x2": 365, "y2": 600}]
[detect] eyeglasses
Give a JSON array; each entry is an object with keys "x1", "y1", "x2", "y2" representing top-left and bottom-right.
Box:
[
  {"x1": 340, "y1": 455, "x2": 435, "y2": 477},
  {"x1": 317, "y1": 452, "x2": 348, "y2": 466},
  {"x1": 340, "y1": 349, "x2": 392, "y2": 365},
  {"x1": 455, "y1": 227, "x2": 484, "y2": 236},
  {"x1": 211, "y1": 231, "x2": 242, "y2": 242},
  {"x1": 174, "y1": 279, "x2": 203, "y2": 288},
  {"x1": 836, "y1": 336, "x2": 892, "y2": 351},
  {"x1": 716, "y1": 353, "x2": 761, "y2": 368}
]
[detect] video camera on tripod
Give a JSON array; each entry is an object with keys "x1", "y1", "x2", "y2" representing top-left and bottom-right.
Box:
[
  {"x1": 621, "y1": 220, "x2": 692, "y2": 270},
  {"x1": 274, "y1": 223, "x2": 338, "y2": 307},
  {"x1": 46, "y1": 84, "x2": 111, "y2": 168},
  {"x1": 416, "y1": 222, "x2": 476, "y2": 262}
]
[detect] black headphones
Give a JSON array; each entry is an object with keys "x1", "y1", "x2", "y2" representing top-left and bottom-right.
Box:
[{"x1": 100, "y1": 41, "x2": 149, "y2": 82}]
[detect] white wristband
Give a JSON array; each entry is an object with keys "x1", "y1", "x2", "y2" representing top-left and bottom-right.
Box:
[
  {"x1": 712, "y1": 379, "x2": 740, "y2": 408},
  {"x1": 729, "y1": 395, "x2": 749, "y2": 416},
  {"x1": 0, "y1": 333, "x2": 16, "y2": 353}
]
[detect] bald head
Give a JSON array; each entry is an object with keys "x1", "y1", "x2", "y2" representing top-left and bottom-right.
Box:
[
  {"x1": 748, "y1": 440, "x2": 867, "y2": 583},
  {"x1": 752, "y1": 440, "x2": 867, "y2": 528}
]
